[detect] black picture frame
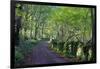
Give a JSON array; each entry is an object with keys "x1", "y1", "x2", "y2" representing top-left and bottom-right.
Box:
[{"x1": 11, "y1": 0, "x2": 96, "y2": 68}]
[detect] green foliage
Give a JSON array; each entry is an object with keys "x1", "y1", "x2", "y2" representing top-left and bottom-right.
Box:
[
  {"x1": 18, "y1": 39, "x2": 37, "y2": 55},
  {"x1": 15, "y1": 3, "x2": 95, "y2": 62},
  {"x1": 15, "y1": 48, "x2": 24, "y2": 63},
  {"x1": 15, "y1": 39, "x2": 37, "y2": 65}
]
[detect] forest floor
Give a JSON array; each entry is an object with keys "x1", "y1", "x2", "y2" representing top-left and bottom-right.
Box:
[{"x1": 22, "y1": 40, "x2": 75, "y2": 66}]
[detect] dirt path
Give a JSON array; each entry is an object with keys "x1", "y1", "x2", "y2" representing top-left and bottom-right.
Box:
[{"x1": 24, "y1": 40, "x2": 72, "y2": 66}]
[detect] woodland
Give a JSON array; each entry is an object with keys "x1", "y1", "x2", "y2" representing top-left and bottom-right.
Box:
[{"x1": 14, "y1": 4, "x2": 95, "y2": 66}]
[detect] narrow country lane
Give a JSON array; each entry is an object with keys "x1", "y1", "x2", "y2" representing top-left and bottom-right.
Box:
[{"x1": 23, "y1": 40, "x2": 72, "y2": 66}]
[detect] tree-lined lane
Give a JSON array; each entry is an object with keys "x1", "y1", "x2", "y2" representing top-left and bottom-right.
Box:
[{"x1": 24, "y1": 41, "x2": 72, "y2": 65}]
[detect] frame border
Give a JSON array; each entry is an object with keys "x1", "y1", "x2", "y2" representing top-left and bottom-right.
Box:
[{"x1": 10, "y1": 0, "x2": 97, "y2": 68}]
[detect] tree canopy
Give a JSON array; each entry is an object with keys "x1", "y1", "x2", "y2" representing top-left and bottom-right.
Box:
[{"x1": 15, "y1": 3, "x2": 95, "y2": 62}]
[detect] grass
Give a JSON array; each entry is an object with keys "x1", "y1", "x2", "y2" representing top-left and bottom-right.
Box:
[{"x1": 15, "y1": 39, "x2": 38, "y2": 65}]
